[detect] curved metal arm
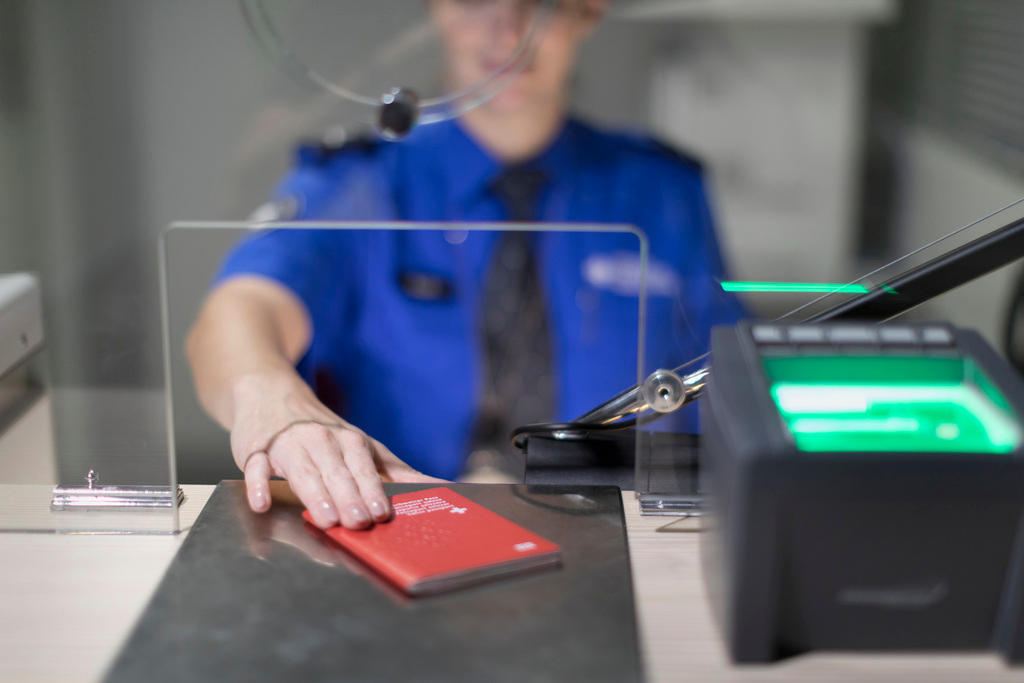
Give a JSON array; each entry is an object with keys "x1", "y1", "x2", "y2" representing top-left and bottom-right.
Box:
[{"x1": 572, "y1": 364, "x2": 710, "y2": 426}]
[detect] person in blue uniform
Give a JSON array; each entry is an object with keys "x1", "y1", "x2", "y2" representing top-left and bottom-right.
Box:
[{"x1": 187, "y1": 0, "x2": 742, "y2": 530}]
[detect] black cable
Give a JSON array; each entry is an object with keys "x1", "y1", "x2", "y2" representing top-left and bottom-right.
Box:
[
  {"x1": 509, "y1": 411, "x2": 668, "y2": 452},
  {"x1": 510, "y1": 420, "x2": 635, "y2": 452}
]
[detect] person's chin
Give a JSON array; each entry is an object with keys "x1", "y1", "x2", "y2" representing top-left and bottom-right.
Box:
[{"x1": 479, "y1": 86, "x2": 539, "y2": 115}]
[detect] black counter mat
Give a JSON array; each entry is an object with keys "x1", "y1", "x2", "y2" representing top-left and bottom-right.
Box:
[{"x1": 105, "y1": 481, "x2": 641, "y2": 683}]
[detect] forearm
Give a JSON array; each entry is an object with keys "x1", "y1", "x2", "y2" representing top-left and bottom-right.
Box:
[
  {"x1": 187, "y1": 276, "x2": 439, "y2": 528},
  {"x1": 186, "y1": 277, "x2": 312, "y2": 430}
]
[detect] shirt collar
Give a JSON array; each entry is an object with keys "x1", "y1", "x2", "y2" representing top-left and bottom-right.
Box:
[{"x1": 399, "y1": 116, "x2": 579, "y2": 206}]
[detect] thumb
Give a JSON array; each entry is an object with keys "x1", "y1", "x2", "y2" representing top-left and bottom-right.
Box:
[{"x1": 244, "y1": 451, "x2": 273, "y2": 512}]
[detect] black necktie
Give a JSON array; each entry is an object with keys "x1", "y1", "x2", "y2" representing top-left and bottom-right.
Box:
[
  {"x1": 472, "y1": 166, "x2": 555, "y2": 474},
  {"x1": 490, "y1": 166, "x2": 548, "y2": 222}
]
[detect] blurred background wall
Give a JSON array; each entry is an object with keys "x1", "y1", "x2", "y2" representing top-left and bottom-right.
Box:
[{"x1": 1, "y1": 0, "x2": 1023, "y2": 483}]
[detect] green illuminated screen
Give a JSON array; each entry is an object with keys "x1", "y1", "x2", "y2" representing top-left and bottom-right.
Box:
[{"x1": 764, "y1": 356, "x2": 1021, "y2": 454}]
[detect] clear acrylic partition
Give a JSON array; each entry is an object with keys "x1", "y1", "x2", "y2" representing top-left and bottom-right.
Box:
[
  {"x1": 162, "y1": 222, "x2": 645, "y2": 494},
  {"x1": 634, "y1": 196, "x2": 1024, "y2": 514},
  {"x1": 0, "y1": 263, "x2": 177, "y2": 534},
  {"x1": 240, "y1": 0, "x2": 560, "y2": 136}
]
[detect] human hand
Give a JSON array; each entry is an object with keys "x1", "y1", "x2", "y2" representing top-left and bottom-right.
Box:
[{"x1": 229, "y1": 373, "x2": 444, "y2": 530}]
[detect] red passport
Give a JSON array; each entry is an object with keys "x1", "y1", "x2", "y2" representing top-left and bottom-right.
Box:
[{"x1": 303, "y1": 487, "x2": 561, "y2": 596}]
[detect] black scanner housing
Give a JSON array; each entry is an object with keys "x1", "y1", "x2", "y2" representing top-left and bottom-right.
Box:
[{"x1": 701, "y1": 321, "x2": 1024, "y2": 664}]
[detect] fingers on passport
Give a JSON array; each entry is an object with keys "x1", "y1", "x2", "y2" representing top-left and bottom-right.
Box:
[
  {"x1": 245, "y1": 423, "x2": 396, "y2": 529},
  {"x1": 332, "y1": 428, "x2": 392, "y2": 523}
]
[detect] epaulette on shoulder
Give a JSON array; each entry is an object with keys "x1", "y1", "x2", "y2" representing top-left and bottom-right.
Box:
[
  {"x1": 641, "y1": 137, "x2": 705, "y2": 174},
  {"x1": 295, "y1": 131, "x2": 381, "y2": 167}
]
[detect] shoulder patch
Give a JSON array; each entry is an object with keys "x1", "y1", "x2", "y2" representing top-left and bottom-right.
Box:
[{"x1": 295, "y1": 131, "x2": 381, "y2": 167}]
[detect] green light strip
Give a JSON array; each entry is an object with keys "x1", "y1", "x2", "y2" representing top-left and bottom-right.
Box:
[
  {"x1": 720, "y1": 281, "x2": 871, "y2": 294},
  {"x1": 789, "y1": 417, "x2": 921, "y2": 434},
  {"x1": 770, "y1": 382, "x2": 1022, "y2": 452}
]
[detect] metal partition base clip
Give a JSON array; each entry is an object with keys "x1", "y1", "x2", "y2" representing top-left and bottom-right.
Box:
[
  {"x1": 638, "y1": 494, "x2": 703, "y2": 516},
  {"x1": 50, "y1": 470, "x2": 185, "y2": 511}
]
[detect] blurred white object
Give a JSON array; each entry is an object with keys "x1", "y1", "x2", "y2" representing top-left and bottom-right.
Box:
[
  {"x1": 0, "y1": 273, "x2": 43, "y2": 379},
  {"x1": 0, "y1": 272, "x2": 53, "y2": 484}
]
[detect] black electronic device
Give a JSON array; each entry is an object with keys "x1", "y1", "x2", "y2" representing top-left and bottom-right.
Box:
[
  {"x1": 701, "y1": 320, "x2": 1024, "y2": 664},
  {"x1": 523, "y1": 431, "x2": 701, "y2": 497}
]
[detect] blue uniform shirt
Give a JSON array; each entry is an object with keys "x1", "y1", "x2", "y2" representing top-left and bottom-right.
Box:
[{"x1": 216, "y1": 117, "x2": 743, "y2": 479}]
